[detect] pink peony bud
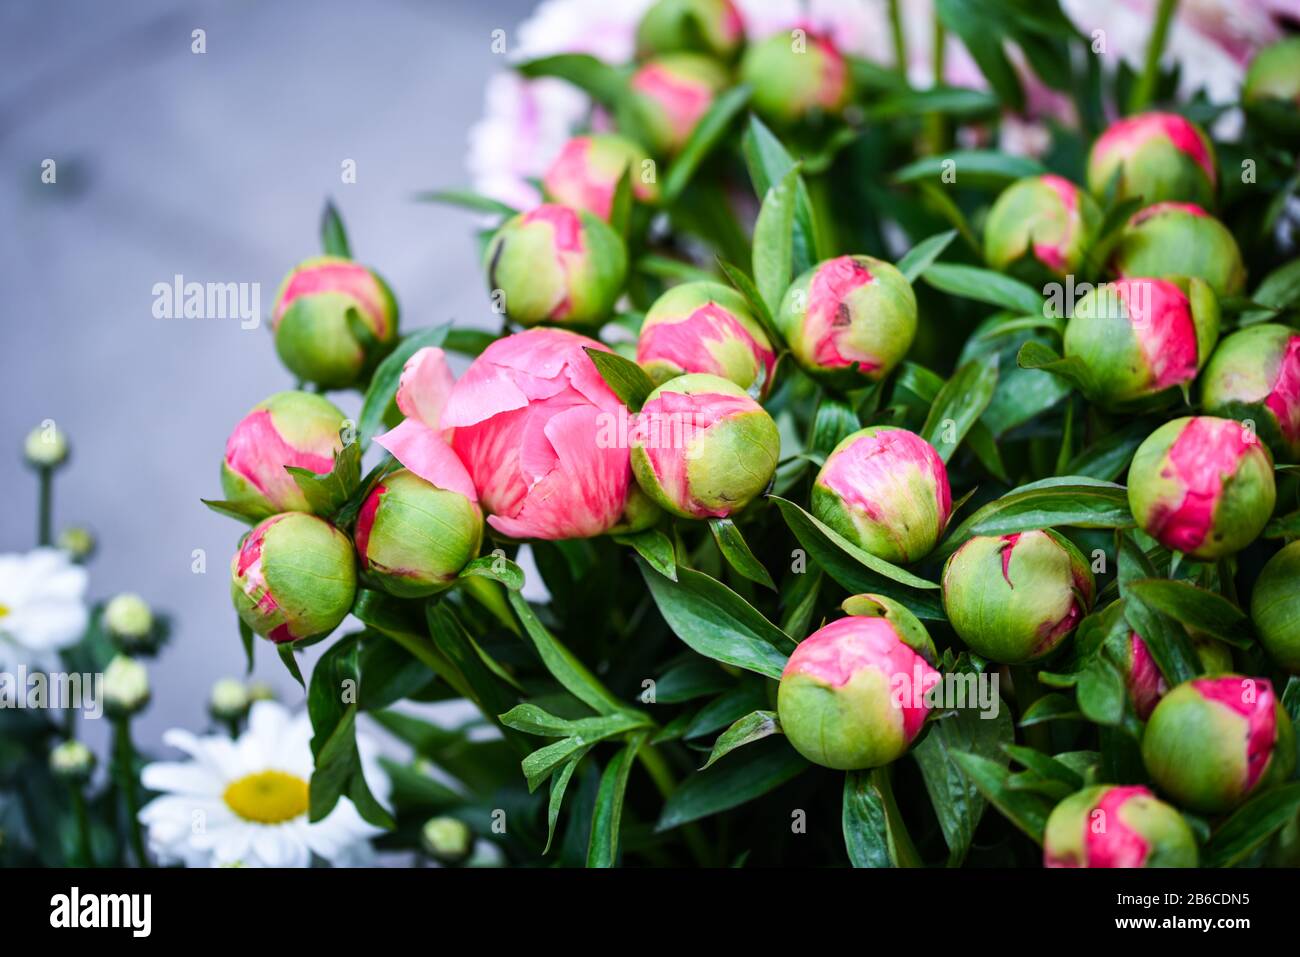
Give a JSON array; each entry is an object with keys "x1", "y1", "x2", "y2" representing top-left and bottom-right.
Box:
[
  {"x1": 811, "y1": 426, "x2": 951, "y2": 564},
  {"x1": 630, "y1": 373, "x2": 780, "y2": 519},
  {"x1": 636, "y1": 281, "x2": 776, "y2": 396},
  {"x1": 1244, "y1": 37, "x2": 1300, "y2": 137},
  {"x1": 1086, "y1": 112, "x2": 1217, "y2": 207},
  {"x1": 222, "y1": 391, "x2": 347, "y2": 520},
  {"x1": 272, "y1": 256, "x2": 398, "y2": 388},
  {"x1": 542, "y1": 134, "x2": 660, "y2": 222},
  {"x1": 1201, "y1": 324, "x2": 1300, "y2": 463},
  {"x1": 438, "y1": 328, "x2": 643, "y2": 540},
  {"x1": 1111, "y1": 202, "x2": 1245, "y2": 298},
  {"x1": 1142, "y1": 675, "x2": 1296, "y2": 813},
  {"x1": 984, "y1": 174, "x2": 1101, "y2": 280},
  {"x1": 776, "y1": 255, "x2": 917, "y2": 391},
  {"x1": 1123, "y1": 632, "x2": 1168, "y2": 721},
  {"x1": 636, "y1": 0, "x2": 745, "y2": 61},
  {"x1": 1127, "y1": 416, "x2": 1276, "y2": 560},
  {"x1": 740, "y1": 30, "x2": 851, "y2": 127},
  {"x1": 230, "y1": 513, "x2": 356, "y2": 644},
  {"x1": 778, "y1": 603, "x2": 939, "y2": 770},
  {"x1": 629, "y1": 54, "x2": 729, "y2": 155},
  {"x1": 1044, "y1": 785, "x2": 1198, "y2": 868},
  {"x1": 1063, "y1": 277, "x2": 1219, "y2": 410},
  {"x1": 485, "y1": 204, "x2": 627, "y2": 327}
]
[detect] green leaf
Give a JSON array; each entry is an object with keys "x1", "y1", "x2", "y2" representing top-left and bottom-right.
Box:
[
  {"x1": 1016, "y1": 340, "x2": 1093, "y2": 394},
  {"x1": 701, "y1": 710, "x2": 781, "y2": 770},
  {"x1": 237, "y1": 618, "x2": 254, "y2": 674},
  {"x1": 742, "y1": 115, "x2": 821, "y2": 273},
  {"x1": 638, "y1": 560, "x2": 795, "y2": 678},
  {"x1": 770, "y1": 496, "x2": 944, "y2": 619},
  {"x1": 922, "y1": 263, "x2": 1045, "y2": 315},
  {"x1": 656, "y1": 737, "x2": 807, "y2": 830},
  {"x1": 1019, "y1": 693, "x2": 1083, "y2": 727},
  {"x1": 936, "y1": 0, "x2": 1023, "y2": 111},
  {"x1": 587, "y1": 734, "x2": 644, "y2": 867},
  {"x1": 522, "y1": 736, "x2": 600, "y2": 792},
  {"x1": 1242, "y1": 258, "x2": 1300, "y2": 325},
  {"x1": 1265, "y1": 507, "x2": 1300, "y2": 539},
  {"x1": 614, "y1": 528, "x2": 677, "y2": 582},
  {"x1": 920, "y1": 353, "x2": 999, "y2": 462},
  {"x1": 286, "y1": 432, "x2": 362, "y2": 519},
  {"x1": 545, "y1": 748, "x2": 591, "y2": 854},
  {"x1": 516, "y1": 53, "x2": 628, "y2": 106},
  {"x1": 506, "y1": 590, "x2": 631, "y2": 717},
  {"x1": 938, "y1": 477, "x2": 1133, "y2": 559},
  {"x1": 200, "y1": 498, "x2": 265, "y2": 525},
  {"x1": 709, "y1": 518, "x2": 775, "y2": 590},
  {"x1": 897, "y1": 230, "x2": 958, "y2": 283},
  {"x1": 1076, "y1": 654, "x2": 1128, "y2": 727},
  {"x1": 499, "y1": 704, "x2": 649, "y2": 739},
  {"x1": 716, "y1": 257, "x2": 784, "y2": 346},
  {"x1": 320, "y1": 199, "x2": 351, "y2": 258},
  {"x1": 414, "y1": 189, "x2": 519, "y2": 218},
  {"x1": 278, "y1": 644, "x2": 304, "y2": 688},
  {"x1": 913, "y1": 703, "x2": 1014, "y2": 865},
  {"x1": 843, "y1": 767, "x2": 921, "y2": 868},
  {"x1": 357, "y1": 324, "x2": 451, "y2": 447},
  {"x1": 1122, "y1": 589, "x2": 1201, "y2": 686},
  {"x1": 458, "y1": 554, "x2": 525, "y2": 592},
  {"x1": 1064, "y1": 418, "x2": 1153, "y2": 482},
  {"x1": 867, "y1": 87, "x2": 1002, "y2": 121},
  {"x1": 636, "y1": 254, "x2": 716, "y2": 285},
  {"x1": 1202, "y1": 782, "x2": 1300, "y2": 868},
  {"x1": 583, "y1": 347, "x2": 655, "y2": 411},
  {"x1": 810, "y1": 395, "x2": 861, "y2": 458},
  {"x1": 1124, "y1": 578, "x2": 1254, "y2": 649},
  {"x1": 662, "y1": 84, "x2": 752, "y2": 203},
  {"x1": 894, "y1": 151, "x2": 1045, "y2": 188},
  {"x1": 752, "y1": 165, "x2": 799, "y2": 316},
  {"x1": 951, "y1": 751, "x2": 1050, "y2": 845}
]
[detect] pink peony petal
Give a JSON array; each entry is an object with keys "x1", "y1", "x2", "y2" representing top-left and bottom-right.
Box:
[
  {"x1": 374, "y1": 419, "x2": 478, "y2": 503},
  {"x1": 395, "y1": 347, "x2": 455, "y2": 430}
]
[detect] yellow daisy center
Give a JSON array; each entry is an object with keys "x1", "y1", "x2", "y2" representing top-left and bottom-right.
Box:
[
  {"x1": 0, "y1": 603, "x2": 10, "y2": 618},
  {"x1": 223, "y1": 770, "x2": 309, "y2": 824}
]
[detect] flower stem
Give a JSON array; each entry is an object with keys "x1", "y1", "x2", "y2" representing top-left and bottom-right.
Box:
[
  {"x1": 70, "y1": 785, "x2": 94, "y2": 866},
  {"x1": 1128, "y1": 0, "x2": 1179, "y2": 114},
  {"x1": 113, "y1": 717, "x2": 150, "y2": 866},
  {"x1": 871, "y1": 764, "x2": 922, "y2": 867},
  {"x1": 925, "y1": 13, "x2": 948, "y2": 154},
  {"x1": 888, "y1": 0, "x2": 907, "y2": 79},
  {"x1": 37, "y1": 466, "x2": 53, "y2": 546}
]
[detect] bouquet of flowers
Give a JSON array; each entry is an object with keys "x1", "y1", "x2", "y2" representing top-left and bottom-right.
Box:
[{"x1": 196, "y1": 0, "x2": 1300, "y2": 869}]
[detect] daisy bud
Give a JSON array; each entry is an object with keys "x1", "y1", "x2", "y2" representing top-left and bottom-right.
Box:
[
  {"x1": 209, "y1": 678, "x2": 251, "y2": 723},
  {"x1": 485, "y1": 204, "x2": 627, "y2": 327},
  {"x1": 942, "y1": 530, "x2": 1095, "y2": 664},
  {"x1": 230, "y1": 513, "x2": 357, "y2": 644},
  {"x1": 984, "y1": 175, "x2": 1100, "y2": 280},
  {"x1": 740, "y1": 31, "x2": 851, "y2": 127},
  {"x1": 272, "y1": 256, "x2": 398, "y2": 389},
  {"x1": 812, "y1": 426, "x2": 951, "y2": 564},
  {"x1": 222, "y1": 390, "x2": 348, "y2": 521},
  {"x1": 1252, "y1": 541, "x2": 1300, "y2": 673},
  {"x1": 1063, "y1": 277, "x2": 1219, "y2": 410},
  {"x1": 1244, "y1": 37, "x2": 1300, "y2": 136},
  {"x1": 103, "y1": 592, "x2": 154, "y2": 649},
  {"x1": 543, "y1": 135, "x2": 659, "y2": 222},
  {"x1": 420, "y1": 816, "x2": 475, "y2": 865},
  {"x1": 1127, "y1": 416, "x2": 1276, "y2": 560},
  {"x1": 58, "y1": 526, "x2": 97, "y2": 563},
  {"x1": 49, "y1": 739, "x2": 96, "y2": 785},
  {"x1": 629, "y1": 54, "x2": 729, "y2": 155},
  {"x1": 1111, "y1": 202, "x2": 1245, "y2": 298},
  {"x1": 1086, "y1": 112, "x2": 1217, "y2": 207},
  {"x1": 636, "y1": 281, "x2": 776, "y2": 396},
  {"x1": 103, "y1": 655, "x2": 150, "y2": 717},
  {"x1": 247, "y1": 682, "x2": 276, "y2": 703},
  {"x1": 777, "y1": 605, "x2": 939, "y2": 770},
  {"x1": 23, "y1": 422, "x2": 69, "y2": 469},
  {"x1": 354, "y1": 468, "x2": 483, "y2": 598},
  {"x1": 630, "y1": 373, "x2": 779, "y2": 519},
  {"x1": 1201, "y1": 324, "x2": 1300, "y2": 463},
  {"x1": 777, "y1": 255, "x2": 917, "y2": 390},
  {"x1": 1142, "y1": 675, "x2": 1296, "y2": 814},
  {"x1": 1044, "y1": 785, "x2": 1198, "y2": 868},
  {"x1": 636, "y1": 0, "x2": 745, "y2": 61}
]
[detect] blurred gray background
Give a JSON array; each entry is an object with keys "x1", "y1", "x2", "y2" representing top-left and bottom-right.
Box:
[{"x1": 0, "y1": 0, "x2": 534, "y2": 750}]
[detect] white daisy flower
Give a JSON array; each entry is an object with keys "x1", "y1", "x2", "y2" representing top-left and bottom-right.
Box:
[
  {"x1": 0, "y1": 548, "x2": 89, "y2": 672},
  {"x1": 139, "y1": 701, "x2": 389, "y2": 868}
]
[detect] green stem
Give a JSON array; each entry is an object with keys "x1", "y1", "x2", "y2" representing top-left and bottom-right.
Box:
[
  {"x1": 1012, "y1": 665, "x2": 1051, "y2": 753},
  {"x1": 887, "y1": 0, "x2": 907, "y2": 79},
  {"x1": 871, "y1": 765, "x2": 922, "y2": 867},
  {"x1": 637, "y1": 743, "x2": 711, "y2": 867},
  {"x1": 38, "y1": 466, "x2": 53, "y2": 546},
  {"x1": 70, "y1": 786, "x2": 93, "y2": 866},
  {"x1": 114, "y1": 718, "x2": 149, "y2": 866},
  {"x1": 925, "y1": 14, "x2": 948, "y2": 155},
  {"x1": 380, "y1": 628, "x2": 475, "y2": 702},
  {"x1": 1128, "y1": 0, "x2": 1179, "y2": 114}
]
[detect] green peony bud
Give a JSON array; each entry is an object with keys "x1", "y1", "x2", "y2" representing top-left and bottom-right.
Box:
[
  {"x1": 1252, "y1": 541, "x2": 1300, "y2": 673},
  {"x1": 485, "y1": 204, "x2": 627, "y2": 327},
  {"x1": 1110, "y1": 202, "x2": 1245, "y2": 298},
  {"x1": 739, "y1": 30, "x2": 851, "y2": 127},
  {"x1": 1200, "y1": 323, "x2": 1300, "y2": 463},
  {"x1": 984, "y1": 175, "x2": 1101, "y2": 281},
  {"x1": 630, "y1": 374, "x2": 780, "y2": 519},
  {"x1": 272, "y1": 256, "x2": 399, "y2": 389},
  {"x1": 635, "y1": 0, "x2": 745, "y2": 61},
  {"x1": 1043, "y1": 785, "x2": 1198, "y2": 868},
  {"x1": 628, "y1": 54, "x2": 729, "y2": 155},
  {"x1": 1142, "y1": 675, "x2": 1295, "y2": 814},
  {"x1": 941, "y1": 530, "x2": 1096, "y2": 664},
  {"x1": 230, "y1": 512, "x2": 357, "y2": 643},
  {"x1": 354, "y1": 468, "x2": 483, "y2": 598},
  {"x1": 1244, "y1": 37, "x2": 1300, "y2": 138},
  {"x1": 1086, "y1": 112, "x2": 1217, "y2": 207}
]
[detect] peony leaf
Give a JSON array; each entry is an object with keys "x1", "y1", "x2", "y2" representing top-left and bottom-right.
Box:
[
  {"x1": 1124, "y1": 578, "x2": 1254, "y2": 648},
  {"x1": 843, "y1": 766, "x2": 921, "y2": 868},
  {"x1": 752, "y1": 164, "x2": 799, "y2": 316},
  {"x1": 656, "y1": 737, "x2": 806, "y2": 831},
  {"x1": 357, "y1": 323, "x2": 451, "y2": 447},
  {"x1": 587, "y1": 733, "x2": 644, "y2": 867},
  {"x1": 742, "y1": 115, "x2": 821, "y2": 273},
  {"x1": 893, "y1": 151, "x2": 1043, "y2": 188},
  {"x1": 584, "y1": 346, "x2": 655, "y2": 411},
  {"x1": 1202, "y1": 782, "x2": 1300, "y2": 868},
  {"x1": 320, "y1": 199, "x2": 351, "y2": 258},
  {"x1": 709, "y1": 517, "x2": 775, "y2": 591},
  {"x1": 923, "y1": 263, "x2": 1045, "y2": 315},
  {"x1": 897, "y1": 229, "x2": 958, "y2": 283},
  {"x1": 414, "y1": 189, "x2": 519, "y2": 218},
  {"x1": 920, "y1": 353, "x2": 999, "y2": 463},
  {"x1": 662, "y1": 84, "x2": 752, "y2": 203},
  {"x1": 950, "y1": 751, "x2": 1050, "y2": 845},
  {"x1": 701, "y1": 710, "x2": 781, "y2": 770}
]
